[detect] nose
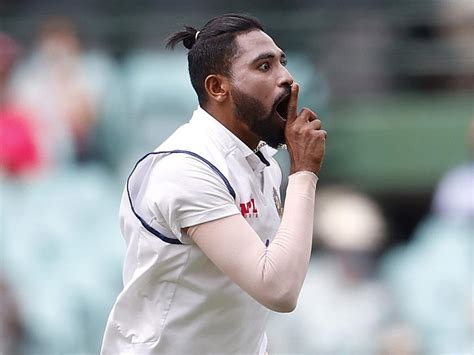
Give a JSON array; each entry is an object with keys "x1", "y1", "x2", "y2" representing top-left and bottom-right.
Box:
[{"x1": 277, "y1": 65, "x2": 294, "y2": 88}]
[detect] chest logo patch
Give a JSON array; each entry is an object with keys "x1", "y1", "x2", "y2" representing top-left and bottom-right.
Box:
[{"x1": 240, "y1": 198, "x2": 258, "y2": 218}]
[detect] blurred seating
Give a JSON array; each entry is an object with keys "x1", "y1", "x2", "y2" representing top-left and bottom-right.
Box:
[
  {"x1": 381, "y1": 117, "x2": 474, "y2": 353},
  {"x1": 0, "y1": 165, "x2": 125, "y2": 353},
  {"x1": 285, "y1": 52, "x2": 329, "y2": 116},
  {"x1": 8, "y1": 17, "x2": 105, "y2": 168},
  {"x1": 83, "y1": 49, "x2": 129, "y2": 170},
  {"x1": 267, "y1": 186, "x2": 395, "y2": 354},
  {"x1": 381, "y1": 216, "x2": 473, "y2": 354},
  {"x1": 118, "y1": 50, "x2": 196, "y2": 172}
]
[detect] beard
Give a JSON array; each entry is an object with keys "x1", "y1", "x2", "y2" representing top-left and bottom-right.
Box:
[{"x1": 231, "y1": 86, "x2": 286, "y2": 149}]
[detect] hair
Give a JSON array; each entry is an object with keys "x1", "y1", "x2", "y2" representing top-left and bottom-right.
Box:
[{"x1": 166, "y1": 13, "x2": 264, "y2": 106}]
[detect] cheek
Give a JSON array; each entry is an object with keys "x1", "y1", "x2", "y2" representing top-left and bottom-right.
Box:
[
  {"x1": 252, "y1": 84, "x2": 274, "y2": 107},
  {"x1": 235, "y1": 76, "x2": 273, "y2": 99}
]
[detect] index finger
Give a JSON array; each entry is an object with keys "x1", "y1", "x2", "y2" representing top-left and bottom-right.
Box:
[{"x1": 286, "y1": 83, "x2": 299, "y2": 123}]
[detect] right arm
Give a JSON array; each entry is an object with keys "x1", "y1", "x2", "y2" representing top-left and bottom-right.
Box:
[
  {"x1": 188, "y1": 170, "x2": 317, "y2": 312},
  {"x1": 187, "y1": 83, "x2": 327, "y2": 312}
]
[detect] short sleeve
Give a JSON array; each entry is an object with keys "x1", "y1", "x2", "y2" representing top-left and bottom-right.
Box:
[{"x1": 144, "y1": 153, "x2": 240, "y2": 243}]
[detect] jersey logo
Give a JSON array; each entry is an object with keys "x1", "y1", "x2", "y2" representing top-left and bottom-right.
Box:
[{"x1": 240, "y1": 198, "x2": 258, "y2": 218}]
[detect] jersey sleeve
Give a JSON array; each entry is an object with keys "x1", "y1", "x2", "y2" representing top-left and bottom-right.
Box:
[{"x1": 145, "y1": 153, "x2": 240, "y2": 243}]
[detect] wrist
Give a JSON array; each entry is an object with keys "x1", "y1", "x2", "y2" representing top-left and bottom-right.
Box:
[
  {"x1": 288, "y1": 170, "x2": 318, "y2": 189},
  {"x1": 290, "y1": 164, "x2": 321, "y2": 176}
]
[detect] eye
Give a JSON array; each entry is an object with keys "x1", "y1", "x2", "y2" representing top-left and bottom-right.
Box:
[
  {"x1": 280, "y1": 58, "x2": 288, "y2": 67},
  {"x1": 258, "y1": 62, "x2": 271, "y2": 71}
]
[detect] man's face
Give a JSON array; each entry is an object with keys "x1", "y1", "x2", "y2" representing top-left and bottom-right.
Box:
[{"x1": 229, "y1": 30, "x2": 294, "y2": 148}]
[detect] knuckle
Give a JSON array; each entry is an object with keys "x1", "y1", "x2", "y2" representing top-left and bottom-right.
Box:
[
  {"x1": 299, "y1": 109, "x2": 317, "y2": 123},
  {"x1": 311, "y1": 120, "x2": 322, "y2": 129},
  {"x1": 311, "y1": 130, "x2": 326, "y2": 141},
  {"x1": 301, "y1": 108, "x2": 312, "y2": 116}
]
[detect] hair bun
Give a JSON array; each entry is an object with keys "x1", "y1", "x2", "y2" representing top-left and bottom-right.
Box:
[
  {"x1": 183, "y1": 26, "x2": 198, "y2": 49},
  {"x1": 165, "y1": 25, "x2": 198, "y2": 50}
]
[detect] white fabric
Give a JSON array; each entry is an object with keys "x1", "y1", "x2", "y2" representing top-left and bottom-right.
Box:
[
  {"x1": 188, "y1": 171, "x2": 317, "y2": 312},
  {"x1": 127, "y1": 152, "x2": 239, "y2": 245},
  {"x1": 101, "y1": 107, "x2": 284, "y2": 354}
]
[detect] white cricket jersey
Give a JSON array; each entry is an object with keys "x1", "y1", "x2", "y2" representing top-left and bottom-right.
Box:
[{"x1": 101, "y1": 107, "x2": 283, "y2": 354}]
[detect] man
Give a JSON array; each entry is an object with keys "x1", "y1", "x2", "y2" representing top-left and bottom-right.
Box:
[{"x1": 101, "y1": 13, "x2": 326, "y2": 354}]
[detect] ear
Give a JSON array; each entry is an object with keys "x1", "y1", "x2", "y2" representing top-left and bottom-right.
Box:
[{"x1": 204, "y1": 74, "x2": 229, "y2": 103}]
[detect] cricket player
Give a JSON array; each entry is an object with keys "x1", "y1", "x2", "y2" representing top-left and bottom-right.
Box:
[{"x1": 101, "y1": 13, "x2": 326, "y2": 354}]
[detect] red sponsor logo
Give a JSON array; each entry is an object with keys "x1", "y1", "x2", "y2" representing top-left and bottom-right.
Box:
[{"x1": 240, "y1": 198, "x2": 258, "y2": 218}]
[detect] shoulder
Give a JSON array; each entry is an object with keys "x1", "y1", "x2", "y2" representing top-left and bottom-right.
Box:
[
  {"x1": 153, "y1": 122, "x2": 232, "y2": 183},
  {"x1": 153, "y1": 151, "x2": 219, "y2": 179},
  {"x1": 148, "y1": 151, "x2": 235, "y2": 201}
]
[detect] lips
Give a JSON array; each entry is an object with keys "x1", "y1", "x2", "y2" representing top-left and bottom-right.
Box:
[{"x1": 275, "y1": 92, "x2": 291, "y2": 121}]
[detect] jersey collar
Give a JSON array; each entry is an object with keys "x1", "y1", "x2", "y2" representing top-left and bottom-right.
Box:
[{"x1": 191, "y1": 106, "x2": 278, "y2": 171}]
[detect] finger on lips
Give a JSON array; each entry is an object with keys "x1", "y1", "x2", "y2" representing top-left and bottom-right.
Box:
[
  {"x1": 287, "y1": 83, "x2": 299, "y2": 122},
  {"x1": 287, "y1": 83, "x2": 326, "y2": 139}
]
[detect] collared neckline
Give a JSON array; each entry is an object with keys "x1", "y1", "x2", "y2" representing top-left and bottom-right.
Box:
[{"x1": 190, "y1": 106, "x2": 278, "y2": 172}]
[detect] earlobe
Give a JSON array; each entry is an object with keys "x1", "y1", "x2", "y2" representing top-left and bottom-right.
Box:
[{"x1": 204, "y1": 75, "x2": 228, "y2": 103}]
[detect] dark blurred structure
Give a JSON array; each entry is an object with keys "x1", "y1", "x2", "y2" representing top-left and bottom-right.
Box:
[
  {"x1": 398, "y1": 0, "x2": 474, "y2": 91},
  {"x1": 0, "y1": 1, "x2": 473, "y2": 353},
  {"x1": 0, "y1": 278, "x2": 24, "y2": 355}
]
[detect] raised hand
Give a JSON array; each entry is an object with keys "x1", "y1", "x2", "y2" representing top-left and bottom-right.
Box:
[{"x1": 284, "y1": 83, "x2": 326, "y2": 175}]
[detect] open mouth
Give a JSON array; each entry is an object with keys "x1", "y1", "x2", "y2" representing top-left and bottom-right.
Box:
[{"x1": 275, "y1": 93, "x2": 291, "y2": 120}]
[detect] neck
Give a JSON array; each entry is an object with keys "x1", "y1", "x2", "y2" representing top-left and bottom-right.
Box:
[{"x1": 203, "y1": 105, "x2": 260, "y2": 150}]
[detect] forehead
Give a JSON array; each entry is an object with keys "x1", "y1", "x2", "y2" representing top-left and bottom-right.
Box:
[{"x1": 233, "y1": 30, "x2": 283, "y2": 63}]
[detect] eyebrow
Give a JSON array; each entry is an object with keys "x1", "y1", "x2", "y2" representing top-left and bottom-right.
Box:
[{"x1": 251, "y1": 51, "x2": 287, "y2": 64}]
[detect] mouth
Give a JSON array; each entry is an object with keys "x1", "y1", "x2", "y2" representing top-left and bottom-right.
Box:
[{"x1": 275, "y1": 92, "x2": 291, "y2": 121}]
